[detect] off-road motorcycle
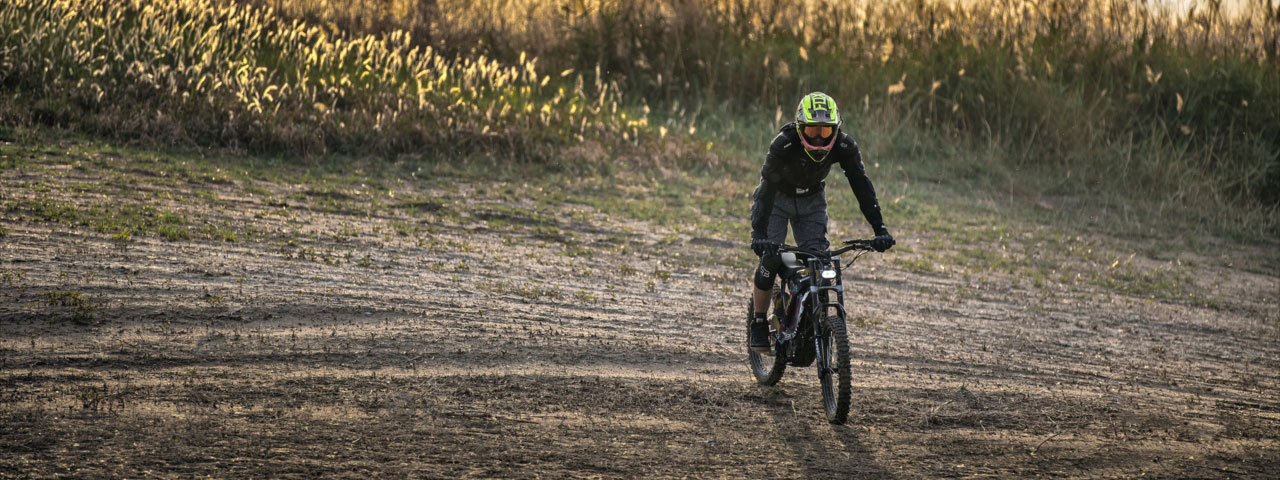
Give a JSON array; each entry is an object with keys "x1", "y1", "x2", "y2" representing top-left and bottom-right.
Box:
[{"x1": 748, "y1": 239, "x2": 876, "y2": 424}]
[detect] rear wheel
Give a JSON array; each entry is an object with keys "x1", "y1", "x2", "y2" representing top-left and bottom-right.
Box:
[
  {"x1": 818, "y1": 310, "x2": 852, "y2": 424},
  {"x1": 747, "y1": 294, "x2": 786, "y2": 385}
]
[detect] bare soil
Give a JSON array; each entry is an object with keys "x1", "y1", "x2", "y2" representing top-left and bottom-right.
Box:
[{"x1": 2, "y1": 151, "x2": 1278, "y2": 479}]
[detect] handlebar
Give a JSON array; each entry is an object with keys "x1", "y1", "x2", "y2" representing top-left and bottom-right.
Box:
[{"x1": 778, "y1": 239, "x2": 876, "y2": 259}]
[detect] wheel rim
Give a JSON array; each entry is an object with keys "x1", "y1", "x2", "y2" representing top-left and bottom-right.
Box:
[
  {"x1": 818, "y1": 311, "x2": 851, "y2": 424},
  {"x1": 818, "y1": 326, "x2": 836, "y2": 415}
]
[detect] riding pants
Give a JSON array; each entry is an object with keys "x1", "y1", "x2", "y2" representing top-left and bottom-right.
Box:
[{"x1": 753, "y1": 192, "x2": 829, "y2": 291}]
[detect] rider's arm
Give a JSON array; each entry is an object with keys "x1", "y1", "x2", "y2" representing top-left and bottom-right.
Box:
[
  {"x1": 750, "y1": 177, "x2": 777, "y2": 241},
  {"x1": 750, "y1": 134, "x2": 787, "y2": 240},
  {"x1": 838, "y1": 139, "x2": 889, "y2": 235}
]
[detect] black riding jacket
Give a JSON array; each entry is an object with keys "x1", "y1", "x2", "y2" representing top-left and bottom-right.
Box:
[{"x1": 750, "y1": 123, "x2": 888, "y2": 240}]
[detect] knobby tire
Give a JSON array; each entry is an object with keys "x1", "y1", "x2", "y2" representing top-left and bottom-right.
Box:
[
  {"x1": 747, "y1": 297, "x2": 785, "y2": 385},
  {"x1": 819, "y1": 312, "x2": 852, "y2": 424}
]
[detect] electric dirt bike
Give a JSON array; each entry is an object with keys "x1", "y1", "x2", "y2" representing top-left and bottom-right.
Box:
[{"x1": 747, "y1": 239, "x2": 876, "y2": 424}]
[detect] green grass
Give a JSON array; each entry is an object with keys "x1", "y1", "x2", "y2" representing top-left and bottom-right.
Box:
[
  {"x1": 0, "y1": 269, "x2": 25, "y2": 284},
  {"x1": 4, "y1": 198, "x2": 189, "y2": 240},
  {"x1": 1092, "y1": 262, "x2": 1192, "y2": 300},
  {"x1": 390, "y1": 220, "x2": 421, "y2": 237},
  {"x1": 563, "y1": 244, "x2": 593, "y2": 258},
  {"x1": 42, "y1": 289, "x2": 102, "y2": 323}
]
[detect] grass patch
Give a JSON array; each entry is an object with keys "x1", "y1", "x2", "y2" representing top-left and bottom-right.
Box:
[
  {"x1": 896, "y1": 257, "x2": 935, "y2": 275},
  {"x1": 1092, "y1": 263, "x2": 1192, "y2": 301},
  {"x1": 4, "y1": 198, "x2": 189, "y2": 239},
  {"x1": 480, "y1": 279, "x2": 562, "y2": 301},
  {"x1": 852, "y1": 315, "x2": 882, "y2": 329},
  {"x1": 563, "y1": 243, "x2": 593, "y2": 258},
  {"x1": 1, "y1": 268, "x2": 27, "y2": 284},
  {"x1": 202, "y1": 225, "x2": 238, "y2": 243},
  {"x1": 41, "y1": 289, "x2": 102, "y2": 323},
  {"x1": 390, "y1": 221, "x2": 421, "y2": 237}
]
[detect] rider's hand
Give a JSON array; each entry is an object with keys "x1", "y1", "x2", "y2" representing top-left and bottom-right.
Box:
[
  {"x1": 872, "y1": 231, "x2": 896, "y2": 252},
  {"x1": 751, "y1": 238, "x2": 779, "y2": 258}
]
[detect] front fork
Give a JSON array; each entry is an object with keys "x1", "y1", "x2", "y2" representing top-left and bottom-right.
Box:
[{"x1": 812, "y1": 258, "x2": 845, "y2": 376}]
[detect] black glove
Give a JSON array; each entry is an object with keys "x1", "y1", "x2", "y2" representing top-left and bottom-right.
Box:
[
  {"x1": 751, "y1": 238, "x2": 779, "y2": 258},
  {"x1": 871, "y1": 232, "x2": 895, "y2": 252}
]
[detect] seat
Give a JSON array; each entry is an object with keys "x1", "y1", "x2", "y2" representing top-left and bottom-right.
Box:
[{"x1": 779, "y1": 252, "x2": 805, "y2": 278}]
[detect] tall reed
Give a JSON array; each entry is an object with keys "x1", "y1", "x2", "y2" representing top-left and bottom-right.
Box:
[
  {"x1": 2, "y1": 0, "x2": 1276, "y2": 233},
  {"x1": 0, "y1": 0, "x2": 643, "y2": 162}
]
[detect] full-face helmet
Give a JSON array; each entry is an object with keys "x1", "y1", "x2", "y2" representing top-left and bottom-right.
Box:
[{"x1": 794, "y1": 92, "x2": 841, "y2": 162}]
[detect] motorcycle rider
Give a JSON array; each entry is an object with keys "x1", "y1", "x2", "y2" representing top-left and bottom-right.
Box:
[{"x1": 749, "y1": 92, "x2": 895, "y2": 353}]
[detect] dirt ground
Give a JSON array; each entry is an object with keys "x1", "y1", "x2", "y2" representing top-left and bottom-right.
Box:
[{"x1": 2, "y1": 152, "x2": 1279, "y2": 479}]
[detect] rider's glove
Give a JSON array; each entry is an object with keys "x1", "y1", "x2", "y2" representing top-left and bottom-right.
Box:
[
  {"x1": 871, "y1": 231, "x2": 896, "y2": 253},
  {"x1": 751, "y1": 238, "x2": 779, "y2": 258}
]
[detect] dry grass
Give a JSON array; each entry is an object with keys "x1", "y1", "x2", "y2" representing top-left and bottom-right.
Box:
[
  {"x1": 1, "y1": 0, "x2": 1276, "y2": 234},
  {"x1": 0, "y1": 0, "x2": 645, "y2": 160}
]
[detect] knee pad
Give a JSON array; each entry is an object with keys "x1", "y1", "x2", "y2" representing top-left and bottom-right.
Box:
[{"x1": 753, "y1": 255, "x2": 781, "y2": 290}]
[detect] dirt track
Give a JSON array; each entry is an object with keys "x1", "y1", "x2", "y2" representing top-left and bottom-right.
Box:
[{"x1": 2, "y1": 155, "x2": 1279, "y2": 478}]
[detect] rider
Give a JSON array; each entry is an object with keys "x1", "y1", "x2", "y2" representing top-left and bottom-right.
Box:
[{"x1": 749, "y1": 92, "x2": 895, "y2": 353}]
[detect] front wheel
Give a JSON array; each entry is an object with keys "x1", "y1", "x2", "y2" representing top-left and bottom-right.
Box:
[
  {"x1": 817, "y1": 311, "x2": 852, "y2": 424},
  {"x1": 747, "y1": 296, "x2": 785, "y2": 385}
]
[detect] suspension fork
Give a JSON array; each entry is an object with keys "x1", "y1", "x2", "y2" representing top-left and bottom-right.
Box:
[
  {"x1": 809, "y1": 257, "x2": 846, "y2": 329},
  {"x1": 810, "y1": 257, "x2": 845, "y2": 374}
]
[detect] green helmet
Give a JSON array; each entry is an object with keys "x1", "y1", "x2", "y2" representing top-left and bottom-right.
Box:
[{"x1": 794, "y1": 92, "x2": 841, "y2": 161}]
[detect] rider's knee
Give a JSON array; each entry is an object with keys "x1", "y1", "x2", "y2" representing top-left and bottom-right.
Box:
[{"x1": 753, "y1": 263, "x2": 776, "y2": 291}]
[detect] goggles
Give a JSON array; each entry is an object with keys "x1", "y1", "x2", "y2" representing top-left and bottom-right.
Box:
[
  {"x1": 802, "y1": 125, "x2": 834, "y2": 139},
  {"x1": 797, "y1": 123, "x2": 837, "y2": 158}
]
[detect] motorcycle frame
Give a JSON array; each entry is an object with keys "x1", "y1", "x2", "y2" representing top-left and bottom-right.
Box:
[{"x1": 776, "y1": 255, "x2": 846, "y2": 365}]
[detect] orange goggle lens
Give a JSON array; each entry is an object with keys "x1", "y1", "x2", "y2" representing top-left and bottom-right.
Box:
[{"x1": 802, "y1": 125, "x2": 833, "y2": 139}]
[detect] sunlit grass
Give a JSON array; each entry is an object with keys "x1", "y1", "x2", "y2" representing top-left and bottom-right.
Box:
[
  {"x1": 245, "y1": 0, "x2": 1274, "y2": 234},
  {"x1": 0, "y1": 0, "x2": 644, "y2": 159},
  {"x1": 1, "y1": 0, "x2": 1276, "y2": 237}
]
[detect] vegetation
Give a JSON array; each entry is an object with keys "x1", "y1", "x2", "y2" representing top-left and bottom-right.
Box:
[
  {"x1": 0, "y1": 0, "x2": 637, "y2": 162},
  {"x1": 4, "y1": 198, "x2": 192, "y2": 240},
  {"x1": 248, "y1": 0, "x2": 1280, "y2": 221},
  {"x1": 42, "y1": 288, "x2": 103, "y2": 322},
  {"x1": 0, "y1": 0, "x2": 1276, "y2": 237},
  {"x1": 8, "y1": 134, "x2": 1262, "y2": 309}
]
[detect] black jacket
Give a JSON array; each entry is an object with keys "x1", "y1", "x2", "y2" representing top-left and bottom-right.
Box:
[{"x1": 750, "y1": 123, "x2": 888, "y2": 240}]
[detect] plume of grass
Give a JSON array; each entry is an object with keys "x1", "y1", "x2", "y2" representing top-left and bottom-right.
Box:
[{"x1": 0, "y1": 0, "x2": 644, "y2": 162}]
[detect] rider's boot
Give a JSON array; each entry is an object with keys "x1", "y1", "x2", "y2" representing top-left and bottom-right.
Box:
[{"x1": 749, "y1": 312, "x2": 771, "y2": 354}]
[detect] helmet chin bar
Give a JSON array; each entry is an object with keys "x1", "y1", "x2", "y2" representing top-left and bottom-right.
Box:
[{"x1": 799, "y1": 133, "x2": 835, "y2": 162}]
